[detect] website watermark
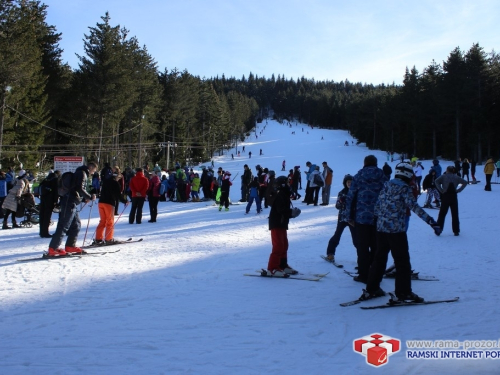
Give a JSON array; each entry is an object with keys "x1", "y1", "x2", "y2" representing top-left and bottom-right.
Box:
[
  {"x1": 406, "y1": 339, "x2": 500, "y2": 360},
  {"x1": 354, "y1": 334, "x2": 500, "y2": 367},
  {"x1": 353, "y1": 333, "x2": 401, "y2": 367}
]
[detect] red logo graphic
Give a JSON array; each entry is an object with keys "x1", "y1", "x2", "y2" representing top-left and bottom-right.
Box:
[{"x1": 353, "y1": 333, "x2": 400, "y2": 367}]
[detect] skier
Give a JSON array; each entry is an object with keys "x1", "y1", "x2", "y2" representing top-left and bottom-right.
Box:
[
  {"x1": 359, "y1": 162, "x2": 442, "y2": 302},
  {"x1": 266, "y1": 176, "x2": 301, "y2": 276},
  {"x1": 435, "y1": 166, "x2": 467, "y2": 235},
  {"x1": 422, "y1": 169, "x2": 440, "y2": 208},
  {"x1": 325, "y1": 174, "x2": 356, "y2": 262},
  {"x1": 345, "y1": 155, "x2": 388, "y2": 283},
  {"x1": 47, "y1": 163, "x2": 98, "y2": 256},
  {"x1": 94, "y1": 172, "x2": 129, "y2": 244},
  {"x1": 219, "y1": 171, "x2": 232, "y2": 211}
]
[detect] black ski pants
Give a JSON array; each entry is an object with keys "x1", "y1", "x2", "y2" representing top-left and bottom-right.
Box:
[
  {"x1": 354, "y1": 223, "x2": 377, "y2": 282},
  {"x1": 367, "y1": 231, "x2": 412, "y2": 297},
  {"x1": 437, "y1": 192, "x2": 460, "y2": 234},
  {"x1": 129, "y1": 197, "x2": 145, "y2": 224},
  {"x1": 326, "y1": 221, "x2": 356, "y2": 256}
]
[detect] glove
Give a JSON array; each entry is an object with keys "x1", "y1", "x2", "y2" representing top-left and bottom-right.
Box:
[
  {"x1": 290, "y1": 207, "x2": 301, "y2": 218},
  {"x1": 427, "y1": 218, "x2": 442, "y2": 236}
]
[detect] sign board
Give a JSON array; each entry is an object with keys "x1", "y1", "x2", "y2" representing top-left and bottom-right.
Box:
[{"x1": 54, "y1": 156, "x2": 85, "y2": 174}]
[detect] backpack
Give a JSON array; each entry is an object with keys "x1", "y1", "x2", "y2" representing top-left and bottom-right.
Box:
[
  {"x1": 58, "y1": 172, "x2": 75, "y2": 197},
  {"x1": 313, "y1": 173, "x2": 324, "y2": 187}
]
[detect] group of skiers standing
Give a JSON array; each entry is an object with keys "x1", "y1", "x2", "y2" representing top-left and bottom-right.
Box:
[{"x1": 319, "y1": 155, "x2": 469, "y2": 304}]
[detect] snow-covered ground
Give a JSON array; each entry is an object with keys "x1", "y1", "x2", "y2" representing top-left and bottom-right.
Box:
[{"x1": 1, "y1": 120, "x2": 499, "y2": 374}]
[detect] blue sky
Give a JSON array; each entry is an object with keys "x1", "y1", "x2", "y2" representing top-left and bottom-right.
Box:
[{"x1": 43, "y1": 0, "x2": 498, "y2": 85}]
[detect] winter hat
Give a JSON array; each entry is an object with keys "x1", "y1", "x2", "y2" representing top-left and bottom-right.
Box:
[
  {"x1": 342, "y1": 174, "x2": 353, "y2": 188},
  {"x1": 18, "y1": 169, "x2": 26, "y2": 177},
  {"x1": 364, "y1": 155, "x2": 378, "y2": 167}
]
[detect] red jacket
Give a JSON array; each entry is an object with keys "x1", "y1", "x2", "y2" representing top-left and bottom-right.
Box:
[
  {"x1": 147, "y1": 174, "x2": 161, "y2": 198},
  {"x1": 130, "y1": 171, "x2": 149, "y2": 198}
]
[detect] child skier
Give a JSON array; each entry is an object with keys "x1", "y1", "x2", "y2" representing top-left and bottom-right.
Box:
[
  {"x1": 359, "y1": 162, "x2": 442, "y2": 303},
  {"x1": 325, "y1": 174, "x2": 356, "y2": 263},
  {"x1": 265, "y1": 176, "x2": 301, "y2": 276}
]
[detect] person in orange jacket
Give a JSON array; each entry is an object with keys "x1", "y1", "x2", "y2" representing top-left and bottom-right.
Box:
[{"x1": 129, "y1": 168, "x2": 149, "y2": 224}]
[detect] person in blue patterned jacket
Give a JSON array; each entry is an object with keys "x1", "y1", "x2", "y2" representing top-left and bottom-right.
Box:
[
  {"x1": 359, "y1": 162, "x2": 442, "y2": 303},
  {"x1": 345, "y1": 155, "x2": 388, "y2": 283}
]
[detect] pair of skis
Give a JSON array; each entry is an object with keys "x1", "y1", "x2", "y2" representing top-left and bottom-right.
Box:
[
  {"x1": 16, "y1": 249, "x2": 122, "y2": 262},
  {"x1": 340, "y1": 292, "x2": 459, "y2": 309},
  {"x1": 16, "y1": 238, "x2": 142, "y2": 262},
  {"x1": 82, "y1": 237, "x2": 143, "y2": 249},
  {"x1": 243, "y1": 269, "x2": 329, "y2": 281},
  {"x1": 343, "y1": 269, "x2": 439, "y2": 282}
]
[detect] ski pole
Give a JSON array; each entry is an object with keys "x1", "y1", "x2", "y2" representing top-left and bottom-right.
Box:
[
  {"x1": 81, "y1": 200, "x2": 94, "y2": 247},
  {"x1": 113, "y1": 202, "x2": 128, "y2": 226}
]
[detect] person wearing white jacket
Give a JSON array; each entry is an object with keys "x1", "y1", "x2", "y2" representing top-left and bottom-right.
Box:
[
  {"x1": 413, "y1": 161, "x2": 424, "y2": 193},
  {"x1": 308, "y1": 166, "x2": 325, "y2": 206}
]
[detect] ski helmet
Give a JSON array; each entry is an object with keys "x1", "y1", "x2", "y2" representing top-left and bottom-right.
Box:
[
  {"x1": 394, "y1": 162, "x2": 414, "y2": 182},
  {"x1": 268, "y1": 170, "x2": 276, "y2": 177}
]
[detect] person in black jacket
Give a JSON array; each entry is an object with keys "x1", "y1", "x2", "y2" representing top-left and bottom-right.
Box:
[
  {"x1": 382, "y1": 162, "x2": 392, "y2": 179},
  {"x1": 266, "y1": 176, "x2": 301, "y2": 276},
  {"x1": 461, "y1": 158, "x2": 470, "y2": 183},
  {"x1": 240, "y1": 164, "x2": 252, "y2": 202},
  {"x1": 94, "y1": 173, "x2": 129, "y2": 244},
  {"x1": 47, "y1": 163, "x2": 97, "y2": 256},
  {"x1": 38, "y1": 171, "x2": 61, "y2": 238},
  {"x1": 218, "y1": 171, "x2": 232, "y2": 211}
]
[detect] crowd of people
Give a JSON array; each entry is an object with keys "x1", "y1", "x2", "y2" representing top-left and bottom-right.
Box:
[{"x1": 0, "y1": 150, "x2": 496, "y2": 281}]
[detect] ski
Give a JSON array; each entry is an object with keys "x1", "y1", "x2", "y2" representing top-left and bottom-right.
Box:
[
  {"x1": 244, "y1": 269, "x2": 321, "y2": 281},
  {"x1": 320, "y1": 255, "x2": 344, "y2": 268},
  {"x1": 82, "y1": 238, "x2": 142, "y2": 249},
  {"x1": 345, "y1": 269, "x2": 439, "y2": 281},
  {"x1": 340, "y1": 293, "x2": 386, "y2": 307},
  {"x1": 254, "y1": 270, "x2": 329, "y2": 278},
  {"x1": 81, "y1": 249, "x2": 121, "y2": 256},
  {"x1": 360, "y1": 296, "x2": 459, "y2": 309},
  {"x1": 385, "y1": 272, "x2": 439, "y2": 281},
  {"x1": 17, "y1": 254, "x2": 82, "y2": 262},
  {"x1": 344, "y1": 270, "x2": 358, "y2": 277}
]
